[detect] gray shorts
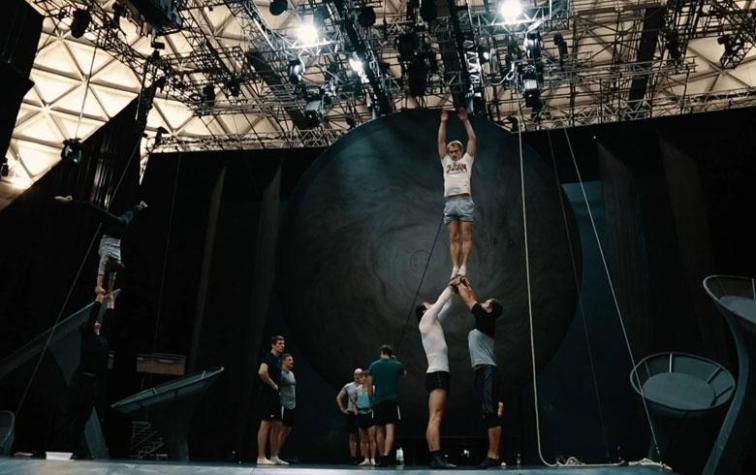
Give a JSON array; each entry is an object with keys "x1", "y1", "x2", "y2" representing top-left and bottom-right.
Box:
[
  {"x1": 98, "y1": 235, "x2": 121, "y2": 274},
  {"x1": 443, "y1": 195, "x2": 475, "y2": 224}
]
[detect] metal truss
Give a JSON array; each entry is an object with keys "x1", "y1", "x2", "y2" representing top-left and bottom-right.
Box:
[{"x1": 26, "y1": 0, "x2": 756, "y2": 150}]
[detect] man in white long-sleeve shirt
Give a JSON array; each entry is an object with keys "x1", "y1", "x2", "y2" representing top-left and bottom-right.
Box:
[{"x1": 415, "y1": 278, "x2": 459, "y2": 468}]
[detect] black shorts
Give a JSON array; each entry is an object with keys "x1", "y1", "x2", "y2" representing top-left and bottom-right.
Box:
[
  {"x1": 345, "y1": 413, "x2": 357, "y2": 433},
  {"x1": 473, "y1": 365, "x2": 500, "y2": 426},
  {"x1": 282, "y1": 407, "x2": 295, "y2": 427},
  {"x1": 356, "y1": 411, "x2": 374, "y2": 430},
  {"x1": 260, "y1": 388, "x2": 281, "y2": 421},
  {"x1": 425, "y1": 371, "x2": 451, "y2": 393},
  {"x1": 373, "y1": 400, "x2": 400, "y2": 426}
]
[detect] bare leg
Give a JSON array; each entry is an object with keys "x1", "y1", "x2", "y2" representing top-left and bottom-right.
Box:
[
  {"x1": 107, "y1": 271, "x2": 117, "y2": 294},
  {"x1": 96, "y1": 274, "x2": 105, "y2": 295},
  {"x1": 487, "y1": 426, "x2": 502, "y2": 460},
  {"x1": 278, "y1": 426, "x2": 292, "y2": 457},
  {"x1": 358, "y1": 428, "x2": 369, "y2": 461},
  {"x1": 383, "y1": 423, "x2": 396, "y2": 456},
  {"x1": 460, "y1": 221, "x2": 473, "y2": 275},
  {"x1": 426, "y1": 389, "x2": 447, "y2": 451},
  {"x1": 375, "y1": 425, "x2": 386, "y2": 457},
  {"x1": 368, "y1": 426, "x2": 377, "y2": 461},
  {"x1": 348, "y1": 431, "x2": 358, "y2": 459},
  {"x1": 257, "y1": 420, "x2": 271, "y2": 460},
  {"x1": 270, "y1": 421, "x2": 283, "y2": 458},
  {"x1": 447, "y1": 221, "x2": 461, "y2": 277}
]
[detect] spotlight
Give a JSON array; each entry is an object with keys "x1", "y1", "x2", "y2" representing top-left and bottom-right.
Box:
[
  {"x1": 554, "y1": 34, "x2": 568, "y2": 59},
  {"x1": 718, "y1": 35, "x2": 734, "y2": 55},
  {"x1": 407, "y1": 55, "x2": 429, "y2": 96},
  {"x1": 523, "y1": 31, "x2": 542, "y2": 60},
  {"x1": 349, "y1": 55, "x2": 365, "y2": 76},
  {"x1": 61, "y1": 138, "x2": 83, "y2": 164},
  {"x1": 665, "y1": 30, "x2": 681, "y2": 61},
  {"x1": 507, "y1": 115, "x2": 519, "y2": 132},
  {"x1": 288, "y1": 59, "x2": 305, "y2": 85},
  {"x1": 297, "y1": 23, "x2": 320, "y2": 47},
  {"x1": 420, "y1": 0, "x2": 437, "y2": 23},
  {"x1": 477, "y1": 45, "x2": 491, "y2": 64},
  {"x1": 226, "y1": 78, "x2": 241, "y2": 97},
  {"x1": 202, "y1": 84, "x2": 215, "y2": 106},
  {"x1": 269, "y1": 0, "x2": 287, "y2": 16},
  {"x1": 397, "y1": 33, "x2": 418, "y2": 62},
  {"x1": 0, "y1": 157, "x2": 9, "y2": 177},
  {"x1": 154, "y1": 126, "x2": 168, "y2": 147},
  {"x1": 499, "y1": 0, "x2": 523, "y2": 24},
  {"x1": 358, "y1": 7, "x2": 376, "y2": 27},
  {"x1": 70, "y1": 8, "x2": 92, "y2": 39},
  {"x1": 304, "y1": 96, "x2": 325, "y2": 128}
]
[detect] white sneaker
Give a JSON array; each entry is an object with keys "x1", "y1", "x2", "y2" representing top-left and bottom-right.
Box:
[
  {"x1": 257, "y1": 458, "x2": 275, "y2": 465},
  {"x1": 272, "y1": 456, "x2": 289, "y2": 465},
  {"x1": 358, "y1": 459, "x2": 371, "y2": 466},
  {"x1": 369, "y1": 459, "x2": 376, "y2": 466}
]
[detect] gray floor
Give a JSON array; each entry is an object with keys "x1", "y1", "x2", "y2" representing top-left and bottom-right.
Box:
[{"x1": 0, "y1": 458, "x2": 676, "y2": 475}]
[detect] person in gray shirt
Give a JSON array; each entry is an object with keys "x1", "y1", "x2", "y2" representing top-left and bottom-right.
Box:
[
  {"x1": 453, "y1": 276, "x2": 504, "y2": 469},
  {"x1": 277, "y1": 353, "x2": 296, "y2": 464}
]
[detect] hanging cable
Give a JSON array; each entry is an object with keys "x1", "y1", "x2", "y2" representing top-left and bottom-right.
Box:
[
  {"x1": 395, "y1": 217, "x2": 445, "y2": 352},
  {"x1": 547, "y1": 130, "x2": 611, "y2": 459},
  {"x1": 74, "y1": 30, "x2": 100, "y2": 139},
  {"x1": 152, "y1": 151, "x2": 182, "y2": 351},
  {"x1": 561, "y1": 126, "x2": 663, "y2": 463}
]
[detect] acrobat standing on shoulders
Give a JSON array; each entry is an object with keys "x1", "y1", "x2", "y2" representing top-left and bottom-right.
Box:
[{"x1": 437, "y1": 107, "x2": 477, "y2": 278}]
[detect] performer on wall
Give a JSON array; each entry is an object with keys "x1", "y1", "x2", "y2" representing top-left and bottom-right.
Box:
[
  {"x1": 54, "y1": 195, "x2": 147, "y2": 295},
  {"x1": 437, "y1": 107, "x2": 477, "y2": 278}
]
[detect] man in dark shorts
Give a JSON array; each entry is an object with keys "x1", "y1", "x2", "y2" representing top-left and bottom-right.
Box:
[
  {"x1": 277, "y1": 353, "x2": 296, "y2": 464},
  {"x1": 453, "y1": 277, "x2": 504, "y2": 468},
  {"x1": 336, "y1": 368, "x2": 362, "y2": 462},
  {"x1": 366, "y1": 345, "x2": 405, "y2": 467},
  {"x1": 416, "y1": 279, "x2": 457, "y2": 468},
  {"x1": 257, "y1": 335, "x2": 285, "y2": 465}
]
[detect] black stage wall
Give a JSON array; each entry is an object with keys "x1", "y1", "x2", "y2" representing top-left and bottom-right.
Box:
[{"x1": 0, "y1": 107, "x2": 754, "y2": 473}]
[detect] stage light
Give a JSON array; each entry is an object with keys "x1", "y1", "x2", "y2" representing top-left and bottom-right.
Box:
[
  {"x1": 111, "y1": 3, "x2": 126, "y2": 29},
  {"x1": 304, "y1": 96, "x2": 325, "y2": 127},
  {"x1": 202, "y1": 84, "x2": 215, "y2": 106},
  {"x1": 499, "y1": 0, "x2": 523, "y2": 24},
  {"x1": 61, "y1": 138, "x2": 83, "y2": 164},
  {"x1": 523, "y1": 31, "x2": 542, "y2": 60},
  {"x1": 70, "y1": 8, "x2": 92, "y2": 38},
  {"x1": 477, "y1": 45, "x2": 491, "y2": 64},
  {"x1": 407, "y1": 55, "x2": 429, "y2": 97},
  {"x1": 154, "y1": 126, "x2": 168, "y2": 147},
  {"x1": 358, "y1": 7, "x2": 376, "y2": 27},
  {"x1": 554, "y1": 33, "x2": 568, "y2": 60},
  {"x1": 718, "y1": 35, "x2": 734, "y2": 55},
  {"x1": 665, "y1": 30, "x2": 681, "y2": 61},
  {"x1": 420, "y1": 0, "x2": 437, "y2": 23},
  {"x1": 288, "y1": 59, "x2": 305, "y2": 84},
  {"x1": 270, "y1": 0, "x2": 287, "y2": 16},
  {"x1": 297, "y1": 24, "x2": 320, "y2": 47},
  {"x1": 349, "y1": 56, "x2": 365, "y2": 75},
  {"x1": 397, "y1": 33, "x2": 418, "y2": 62},
  {"x1": 0, "y1": 157, "x2": 9, "y2": 177},
  {"x1": 226, "y1": 78, "x2": 241, "y2": 97}
]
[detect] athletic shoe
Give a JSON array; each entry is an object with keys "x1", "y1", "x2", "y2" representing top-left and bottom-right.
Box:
[
  {"x1": 257, "y1": 458, "x2": 275, "y2": 465},
  {"x1": 358, "y1": 459, "x2": 371, "y2": 466},
  {"x1": 477, "y1": 457, "x2": 501, "y2": 469},
  {"x1": 429, "y1": 453, "x2": 456, "y2": 469},
  {"x1": 272, "y1": 456, "x2": 289, "y2": 465},
  {"x1": 369, "y1": 459, "x2": 376, "y2": 466}
]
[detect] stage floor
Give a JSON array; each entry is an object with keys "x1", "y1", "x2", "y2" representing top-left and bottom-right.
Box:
[{"x1": 0, "y1": 459, "x2": 676, "y2": 474}]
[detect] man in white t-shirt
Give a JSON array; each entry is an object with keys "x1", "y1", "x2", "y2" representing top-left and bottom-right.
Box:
[
  {"x1": 438, "y1": 107, "x2": 477, "y2": 278},
  {"x1": 415, "y1": 278, "x2": 459, "y2": 468}
]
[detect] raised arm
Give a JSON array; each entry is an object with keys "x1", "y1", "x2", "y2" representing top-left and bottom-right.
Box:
[
  {"x1": 456, "y1": 279, "x2": 479, "y2": 310},
  {"x1": 420, "y1": 286, "x2": 454, "y2": 330},
  {"x1": 437, "y1": 297, "x2": 453, "y2": 324},
  {"x1": 458, "y1": 107, "x2": 477, "y2": 157},
  {"x1": 438, "y1": 110, "x2": 449, "y2": 159}
]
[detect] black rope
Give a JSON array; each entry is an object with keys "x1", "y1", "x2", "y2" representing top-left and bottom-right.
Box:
[{"x1": 394, "y1": 216, "x2": 445, "y2": 352}]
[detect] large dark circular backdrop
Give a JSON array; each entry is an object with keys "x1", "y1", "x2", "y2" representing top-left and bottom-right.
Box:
[{"x1": 278, "y1": 109, "x2": 581, "y2": 435}]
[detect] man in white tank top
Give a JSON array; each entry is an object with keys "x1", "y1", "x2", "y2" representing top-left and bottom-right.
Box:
[
  {"x1": 415, "y1": 280, "x2": 458, "y2": 468},
  {"x1": 438, "y1": 108, "x2": 477, "y2": 278}
]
